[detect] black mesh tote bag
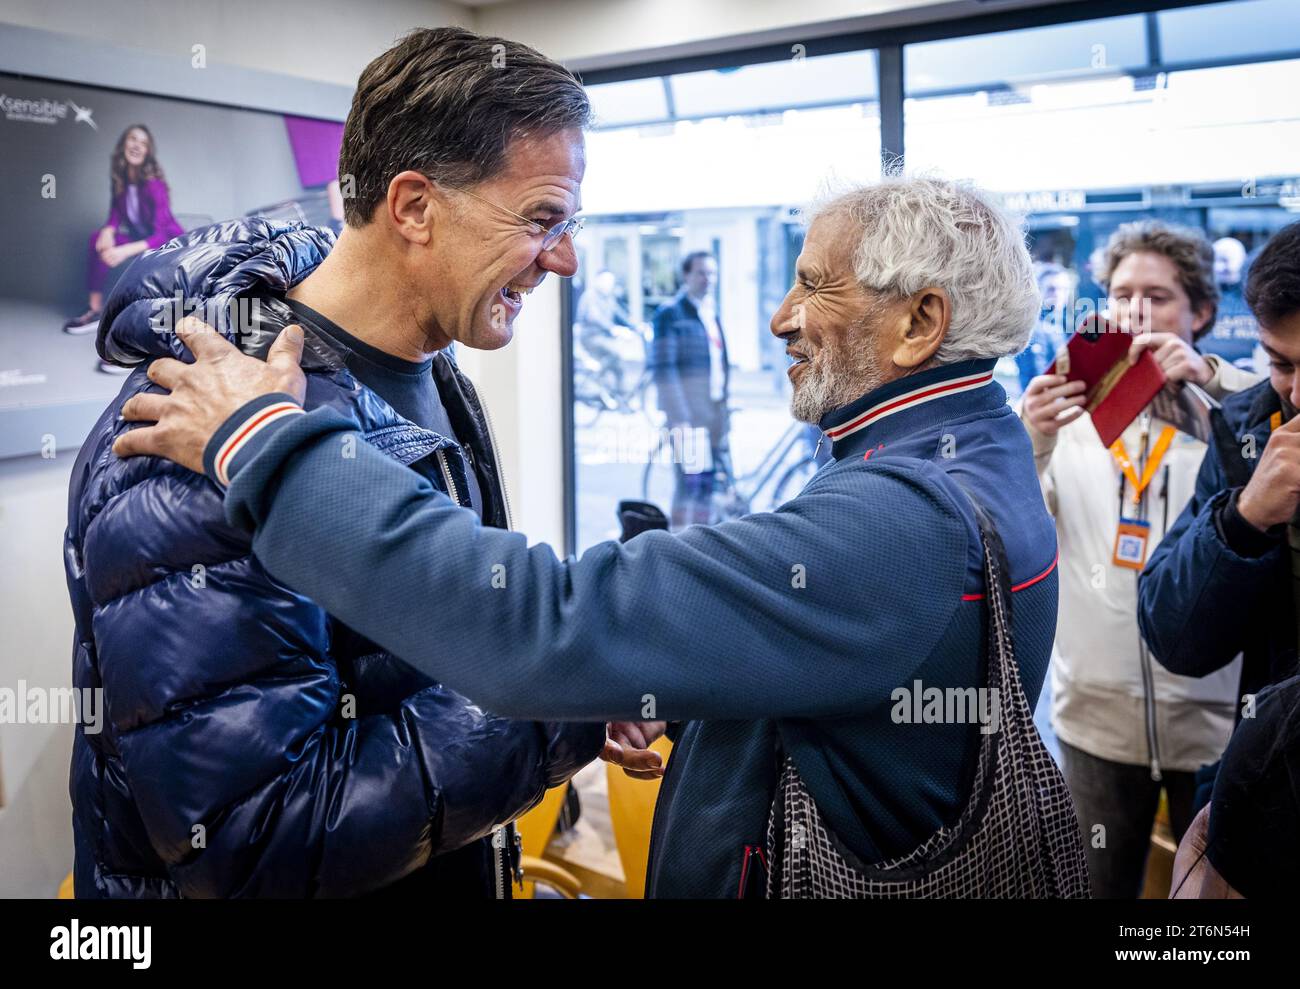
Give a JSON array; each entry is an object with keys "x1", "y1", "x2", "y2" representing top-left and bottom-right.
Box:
[{"x1": 765, "y1": 495, "x2": 1090, "y2": 899}]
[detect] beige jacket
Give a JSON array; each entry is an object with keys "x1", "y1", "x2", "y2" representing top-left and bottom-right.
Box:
[{"x1": 1023, "y1": 355, "x2": 1259, "y2": 774}]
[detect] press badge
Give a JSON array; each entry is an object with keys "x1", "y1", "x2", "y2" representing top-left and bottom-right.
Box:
[{"x1": 1112, "y1": 518, "x2": 1151, "y2": 570}]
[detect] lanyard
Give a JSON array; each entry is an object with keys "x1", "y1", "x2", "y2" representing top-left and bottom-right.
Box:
[{"x1": 1110, "y1": 422, "x2": 1176, "y2": 506}]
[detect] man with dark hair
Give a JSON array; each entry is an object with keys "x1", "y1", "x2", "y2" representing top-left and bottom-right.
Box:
[
  {"x1": 1140, "y1": 220, "x2": 1300, "y2": 730},
  {"x1": 65, "y1": 26, "x2": 612, "y2": 898},
  {"x1": 651, "y1": 250, "x2": 730, "y2": 528},
  {"x1": 1140, "y1": 221, "x2": 1300, "y2": 897},
  {"x1": 336, "y1": 27, "x2": 590, "y2": 229}
]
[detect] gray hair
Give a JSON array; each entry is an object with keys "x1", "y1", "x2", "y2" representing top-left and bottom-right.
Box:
[{"x1": 809, "y1": 173, "x2": 1038, "y2": 365}]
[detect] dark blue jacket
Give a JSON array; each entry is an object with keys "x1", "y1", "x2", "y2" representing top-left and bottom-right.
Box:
[
  {"x1": 205, "y1": 358, "x2": 1060, "y2": 897},
  {"x1": 1139, "y1": 380, "x2": 1298, "y2": 700},
  {"x1": 65, "y1": 218, "x2": 603, "y2": 898},
  {"x1": 651, "y1": 293, "x2": 728, "y2": 426}
]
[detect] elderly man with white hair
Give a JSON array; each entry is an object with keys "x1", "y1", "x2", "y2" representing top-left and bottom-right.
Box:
[{"x1": 113, "y1": 174, "x2": 1088, "y2": 899}]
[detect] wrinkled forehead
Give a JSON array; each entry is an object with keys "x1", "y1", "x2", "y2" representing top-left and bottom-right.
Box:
[
  {"x1": 495, "y1": 129, "x2": 586, "y2": 210},
  {"x1": 803, "y1": 208, "x2": 861, "y2": 274}
]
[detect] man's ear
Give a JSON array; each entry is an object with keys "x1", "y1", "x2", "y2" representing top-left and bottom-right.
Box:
[
  {"x1": 385, "y1": 170, "x2": 441, "y2": 246},
  {"x1": 892, "y1": 287, "x2": 950, "y2": 370}
]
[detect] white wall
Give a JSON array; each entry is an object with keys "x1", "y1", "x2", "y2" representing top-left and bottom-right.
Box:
[
  {"x1": 0, "y1": 455, "x2": 77, "y2": 897},
  {"x1": 0, "y1": 0, "x2": 473, "y2": 88},
  {"x1": 478, "y1": 0, "x2": 1066, "y2": 68},
  {"x1": 453, "y1": 275, "x2": 569, "y2": 548}
]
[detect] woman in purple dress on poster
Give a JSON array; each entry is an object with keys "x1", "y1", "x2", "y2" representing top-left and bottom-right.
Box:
[{"x1": 63, "y1": 124, "x2": 184, "y2": 353}]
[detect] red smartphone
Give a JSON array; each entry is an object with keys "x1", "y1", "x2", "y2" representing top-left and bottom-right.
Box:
[{"x1": 1044, "y1": 313, "x2": 1166, "y2": 447}]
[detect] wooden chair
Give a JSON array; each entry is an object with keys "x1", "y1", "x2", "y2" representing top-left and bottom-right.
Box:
[
  {"x1": 605, "y1": 736, "x2": 673, "y2": 898},
  {"x1": 514, "y1": 783, "x2": 583, "y2": 898}
]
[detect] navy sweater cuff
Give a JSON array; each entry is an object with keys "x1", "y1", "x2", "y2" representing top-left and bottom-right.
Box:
[
  {"x1": 1214, "y1": 487, "x2": 1285, "y2": 558},
  {"x1": 203, "y1": 393, "x2": 305, "y2": 489},
  {"x1": 222, "y1": 405, "x2": 361, "y2": 533}
]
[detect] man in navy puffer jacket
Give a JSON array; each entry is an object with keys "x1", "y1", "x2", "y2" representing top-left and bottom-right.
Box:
[
  {"x1": 66, "y1": 215, "x2": 603, "y2": 898},
  {"x1": 64, "y1": 23, "x2": 618, "y2": 897}
]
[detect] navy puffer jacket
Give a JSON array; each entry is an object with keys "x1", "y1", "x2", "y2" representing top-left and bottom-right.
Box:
[{"x1": 65, "y1": 218, "x2": 603, "y2": 898}]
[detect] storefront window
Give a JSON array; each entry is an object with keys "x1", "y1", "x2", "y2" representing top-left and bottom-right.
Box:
[
  {"x1": 568, "y1": 0, "x2": 1300, "y2": 552},
  {"x1": 570, "y1": 51, "x2": 880, "y2": 550},
  {"x1": 905, "y1": 0, "x2": 1300, "y2": 397}
]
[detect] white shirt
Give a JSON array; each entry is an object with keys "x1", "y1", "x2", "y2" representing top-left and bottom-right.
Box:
[
  {"x1": 1024, "y1": 355, "x2": 1258, "y2": 772},
  {"x1": 693, "y1": 294, "x2": 726, "y2": 402}
]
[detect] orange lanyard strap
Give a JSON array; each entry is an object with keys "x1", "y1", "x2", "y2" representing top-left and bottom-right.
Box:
[
  {"x1": 1272, "y1": 411, "x2": 1284, "y2": 431},
  {"x1": 1110, "y1": 426, "x2": 1176, "y2": 505}
]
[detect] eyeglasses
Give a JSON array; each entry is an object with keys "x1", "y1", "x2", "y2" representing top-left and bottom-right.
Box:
[{"x1": 445, "y1": 185, "x2": 584, "y2": 251}]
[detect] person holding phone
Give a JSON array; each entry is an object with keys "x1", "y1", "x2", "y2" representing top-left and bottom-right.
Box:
[{"x1": 1019, "y1": 220, "x2": 1259, "y2": 898}]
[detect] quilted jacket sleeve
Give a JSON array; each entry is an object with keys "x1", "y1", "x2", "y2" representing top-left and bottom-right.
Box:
[
  {"x1": 76, "y1": 381, "x2": 601, "y2": 898},
  {"x1": 1138, "y1": 433, "x2": 1281, "y2": 680}
]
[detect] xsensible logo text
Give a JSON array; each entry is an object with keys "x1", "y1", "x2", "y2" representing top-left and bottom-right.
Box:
[{"x1": 1, "y1": 93, "x2": 68, "y2": 124}]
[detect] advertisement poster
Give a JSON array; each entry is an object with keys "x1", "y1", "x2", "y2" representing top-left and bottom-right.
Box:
[{"x1": 0, "y1": 72, "x2": 342, "y2": 456}]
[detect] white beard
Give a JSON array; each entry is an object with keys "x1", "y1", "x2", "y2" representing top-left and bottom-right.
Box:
[{"x1": 790, "y1": 344, "x2": 887, "y2": 425}]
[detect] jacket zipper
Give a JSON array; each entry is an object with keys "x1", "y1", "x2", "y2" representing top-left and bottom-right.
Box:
[
  {"x1": 492, "y1": 828, "x2": 506, "y2": 899},
  {"x1": 435, "y1": 449, "x2": 461, "y2": 506},
  {"x1": 472, "y1": 389, "x2": 516, "y2": 897},
  {"x1": 490, "y1": 824, "x2": 520, "y2": 899}
]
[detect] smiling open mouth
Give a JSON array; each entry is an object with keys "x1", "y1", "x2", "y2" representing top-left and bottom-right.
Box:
[{"x1": 501, "y1": 283, "x2": 536, "y2": 305}]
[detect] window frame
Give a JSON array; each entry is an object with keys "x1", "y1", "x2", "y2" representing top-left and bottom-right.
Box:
[{"x1": 562, "y1": 0, "x2": 1300, "y2": 554}]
